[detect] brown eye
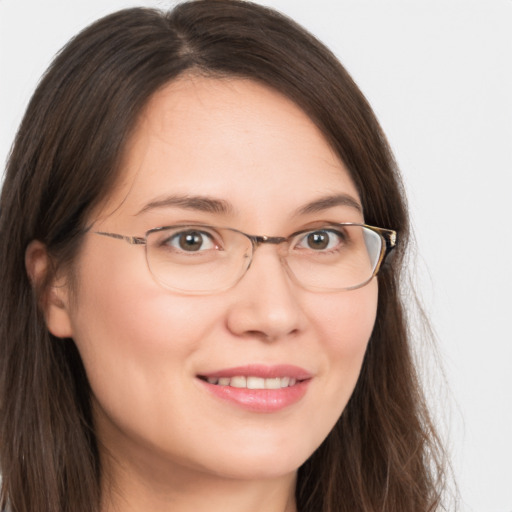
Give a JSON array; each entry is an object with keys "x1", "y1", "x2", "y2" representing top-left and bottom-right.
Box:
[
  {"x1": 307, "y1": 231, "x2": 329, "y2": 250},
  {"x1": 295, "y1": 229, "x2": 345, "y2": 252},
  {"x1": 163, "y1": 230, "x2": 216, "y2": 252},
  {"x1": 179, "y1": 231, "x2": 205, "y2": 251}
]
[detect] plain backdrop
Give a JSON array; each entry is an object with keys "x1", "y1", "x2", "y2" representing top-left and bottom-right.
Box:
[{"x1": 1, "y1": 1, "x2": 511, "y2": 510}]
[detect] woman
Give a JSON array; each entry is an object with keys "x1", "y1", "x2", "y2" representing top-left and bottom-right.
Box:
[{"x1": 0, "y1": 1, "x2": 447, "y2": 511}]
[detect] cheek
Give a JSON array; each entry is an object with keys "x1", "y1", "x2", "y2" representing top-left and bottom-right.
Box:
[
  {"x1": 308, "y1": 282, "x2": 378, "y2": 413},
  {"x1": 71, "y1": 239, "x2": 211, "y2": 351},
  {"x1": 67, "y1": 244, "x2": 217, "y2": 428},
  {"x1": 314, "y1": 282, "x2": 377, "y2": 355}
]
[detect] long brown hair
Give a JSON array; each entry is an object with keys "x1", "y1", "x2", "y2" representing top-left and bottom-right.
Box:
[{"x1": 0, "y1": 1, "x2": 447, "y2": 510}]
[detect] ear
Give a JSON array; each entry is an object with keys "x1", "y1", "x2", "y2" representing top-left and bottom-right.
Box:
[{"x1": 25, "y1": 240, "x2": 74, "y2": 339}]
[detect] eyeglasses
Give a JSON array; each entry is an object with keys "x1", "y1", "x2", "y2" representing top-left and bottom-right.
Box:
[{"x1": 94, "y1": 223, "x2": 396, "y2": 294}]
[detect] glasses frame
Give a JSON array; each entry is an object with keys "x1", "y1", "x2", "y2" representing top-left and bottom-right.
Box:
[{"x1": 94, "y1": 223, "x2": 397, "y2": 294}]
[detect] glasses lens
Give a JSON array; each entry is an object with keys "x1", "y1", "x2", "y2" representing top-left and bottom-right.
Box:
[
  {"x1": 146, "y1": 226, "x2": 250, "y2": 293},
  {"x1": 286, "y1": 225, "x2": 383, "y2": 291},
  {"x1": 145, "y1": 224, "x2": 384, "y2": 294}
]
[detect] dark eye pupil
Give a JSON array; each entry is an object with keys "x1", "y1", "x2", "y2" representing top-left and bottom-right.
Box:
[
  {"x1": 179, "y1": 232, "x2": 203, "y2": 251},
  {"x1": 307, "y1": 231, "x2": 329, "y2": 250}
]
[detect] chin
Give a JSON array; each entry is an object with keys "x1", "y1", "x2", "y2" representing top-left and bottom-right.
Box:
[{"x1": 194, "y1": 433, "x2": 321, "y2": 481}]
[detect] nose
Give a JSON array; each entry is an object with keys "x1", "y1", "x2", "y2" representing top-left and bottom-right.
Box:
[{"x1": 225, "y1": 246, "x2": 304, "y2": 341}]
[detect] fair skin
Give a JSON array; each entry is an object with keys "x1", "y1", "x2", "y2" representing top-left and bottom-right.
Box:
[{"x1": 31, "y1": 76, "x2": 378, "y2": 512}]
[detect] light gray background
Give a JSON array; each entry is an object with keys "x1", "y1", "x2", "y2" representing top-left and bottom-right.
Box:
[{"x1": 1, "y1": 1, "x2": 511, "y2": 510}]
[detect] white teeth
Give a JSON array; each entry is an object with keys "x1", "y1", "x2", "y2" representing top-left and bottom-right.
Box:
[
  {"x1": 230, "y1": 376, "x2": 247, "y2": 388},
  {"x1": 265, "y1": 377, "x2": 281, "y2": 389},
  {"x1": 247, "y1": 376, "x2": 265, "y2": 389},
  {"x1": 206, "y1": 375, "x2": 299, "y2": 389}
]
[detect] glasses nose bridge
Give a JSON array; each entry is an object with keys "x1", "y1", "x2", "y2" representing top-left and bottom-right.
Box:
[
  {"x1": 243, "y1": 233, "x2": 290, "y2": 268},
  {"x1": 240, "y1": 233, "x2": 293, "y2": 287},
  {"x1": 247, "y1": 234, "x2": 290, "y2": 259},
  {"x1": 251, "y1": 234, "x2": 288, "y2": 247}
]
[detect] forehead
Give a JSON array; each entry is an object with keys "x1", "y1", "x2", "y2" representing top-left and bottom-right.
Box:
[{"x1": 96, "y1": 75, "x2": 361, "y2": 228}]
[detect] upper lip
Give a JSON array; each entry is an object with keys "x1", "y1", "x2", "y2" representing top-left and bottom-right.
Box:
[{"x1": 198, "y1": 364, "x2": 312, "y2": 380}]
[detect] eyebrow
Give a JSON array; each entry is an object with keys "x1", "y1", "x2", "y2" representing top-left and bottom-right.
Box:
[
  {"x1": 136, "y1": 195, "x2": 235, "y2": 216},
  {"x1": 295, "y1": 194, "x2": 363, "y2": 216},
  {"x1": 135, "y1": 192, "x2": 362, "y2": 218}
]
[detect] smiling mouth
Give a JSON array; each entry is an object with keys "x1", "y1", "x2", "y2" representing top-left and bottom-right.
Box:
[
  {"x1": 197, "y1": 366, "x2": 312, "y2": 412},
  {"x1": 198, "y1": 375, "x2": 299, "y2": 389}
]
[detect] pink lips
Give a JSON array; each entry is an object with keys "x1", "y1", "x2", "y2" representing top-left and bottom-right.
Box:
[{"x1": 197, "y1": 364, "x2": 312, "y2": 413}]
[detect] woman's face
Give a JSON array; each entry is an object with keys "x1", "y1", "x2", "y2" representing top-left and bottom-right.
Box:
[{"x1": 49, "y1": 76, "x2": 378, "y2": 484}]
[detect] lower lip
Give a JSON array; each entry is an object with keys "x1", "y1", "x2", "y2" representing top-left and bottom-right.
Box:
[{"x1": 198, "y1": 379, "x2": 310, "y2": 413}]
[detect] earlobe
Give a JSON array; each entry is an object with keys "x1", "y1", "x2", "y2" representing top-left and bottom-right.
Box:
[{"x1": 25, "y1": 240, "x2": 74, "y2": 339}]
